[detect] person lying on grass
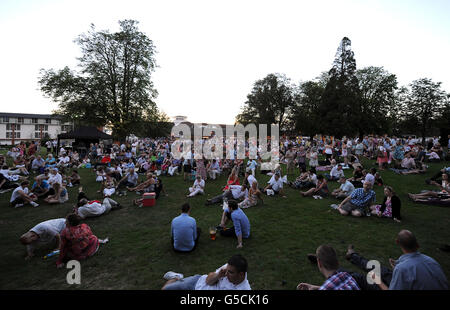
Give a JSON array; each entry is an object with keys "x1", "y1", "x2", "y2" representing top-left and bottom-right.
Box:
[
  {"x1": 161, "y1": 254, "x2": 251, "y2": 290},
  {"x1": 408, "y1": 173, "x2": 449, "y2": 202}
]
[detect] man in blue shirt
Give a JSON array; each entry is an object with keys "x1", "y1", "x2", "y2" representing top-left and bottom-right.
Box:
[
  {"x1": 219, "y1": 200, "x2": 250, "y2": 249},
  {"x1": 337, "y1": 181, "x2": 376, "y2": 217},
  {"x1": 368, "y1": 230, "x2": 448, "y2": 290},
  {"x1": 171, "y1": 203, "x2": 200, "y2": 253}
]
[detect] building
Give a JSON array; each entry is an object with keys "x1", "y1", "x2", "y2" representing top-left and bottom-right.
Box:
[{"x1": 0, "y1": 112, "x2": 73, "y2": 145}]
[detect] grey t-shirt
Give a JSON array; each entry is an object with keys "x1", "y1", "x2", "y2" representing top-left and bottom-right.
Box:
[{"x1": 30, "y1": 218, "x2": 66, "y2": 244}]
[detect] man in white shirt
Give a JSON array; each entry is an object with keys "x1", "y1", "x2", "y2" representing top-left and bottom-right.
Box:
[
  {"x1": 162, "y1": 254, "x2": 251, "y2": 290},
  {"x1": 187, "y1": 175, "x2": 205, "y2": 197},
  {"x1": 244, "y1": 171, "x2": 258, "y2": 188},
  {"x1": 19, "y1": 218, "x2": 66, "y2": 260},
  {"x1": 207, "y1": 159, "x2": 221, "y2": 180},
  {"x1": 48, "y1": 168, "x2": 63, "y2": 186},
  {"x1": 206, "y1": 184, "x2": 248, "y2": 205},
  {"x1": 327, "y1": 164, "x2": 345, "y2": 181},
  {"x1": 263, "y1": 173, "x2": 286, "y2": 197},
  {"x1": 10, "y1": 181, "x2": 39, "y2": 208},
  {"x1": 331, "y1": 176, "x2": 355, "y2": 199},
  {"x1": 75, "y1": 197, "x2": 121, "y2": 219}
]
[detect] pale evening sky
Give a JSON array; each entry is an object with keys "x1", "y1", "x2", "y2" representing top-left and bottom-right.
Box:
[{"x1": 0, "y1": 0, "x2": 449, "y2": 124}]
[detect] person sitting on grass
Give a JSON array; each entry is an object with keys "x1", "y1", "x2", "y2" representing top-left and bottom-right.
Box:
[
  {"x1": 331, "y1": 176, "x2": 355, "y2": 200},
  {"x1": 116, "y1": 168, "x2": 139, "y2": 196},
  {"x1": 369, "y1": 186, "x2": 401, "y2": 222},
  {"x1": 217, "y1": 200, "x2": 250, "y2": 249},
  {"x1": 161, "y1": 254, "x2": 251, "y2": 290},
  {"x1": 171, "y1": 203, "x2": 200, "y2": 253},
  {"x1": 187, "y1": 174, "x2": 205, "y2": 198},
  {"x1": 10, "y1": 181, "x2": 39, "y2": 208},
  {"x1": 44, "y1": 181, "x2": 69, "y2": 205},
  {"x1": 223, "y1": 167, "x2": 240, "y2": 191},
  {"x1": 366, "y1": 230, "x2": 448, "y2": 290},
  {"x1": 127, "y1": 172, "x2": 157, "y2": 195},
  {"x1": 408, "y1": 173, "x2": 449, "y2": 203},
  {"x1": 56, "y1": 213, "x2": 108, "y2": 269},
  {"x1": 297, "y1": 244, "x2": 360, "y2": 290},
  {"x1": 289, "y1": 166, "x2": 309, "y2": 189},
  {"x1": 349, "y1": 166, "x2": 364, "y2": 187},
  {"x1": 263, "y1": 173, "x2": 287, "y2": 198},
  {"x1": 31, "y1": 177, "x2": 51, "y2": 199},
  {"x1": 66, "y1": 168, "x2": 81, "y2": 187},
  {"x1": 31, "y1": 155, "x2": 46, "y2": 174},
  {"x1": 19, "y1": 218, "x2": 66, "y2": 260},
  {"x1": 336, "y1": 181, "x2": 376, "y2": 217},
  {"x1": 324, "y1": 164, "x2": 344, "y2": 181},
  {"x1": 0, "y1": 170, "x2": 19, "y2": 193},
  {"x1": 205, "y1": 184, "x2": 248, "y2": 205},
  {"x1": 300, "y1": 175, "x2": 328, "y2": 198},
  {"x1": 238, "y1": 181, "x2": 263, "y2": 209}
]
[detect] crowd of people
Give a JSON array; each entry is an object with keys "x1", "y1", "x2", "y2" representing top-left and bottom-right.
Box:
[{"x1": 1, "y1": 133, "x2": 450, "y2": 290}]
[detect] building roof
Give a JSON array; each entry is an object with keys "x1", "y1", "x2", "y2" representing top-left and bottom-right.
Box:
[
  {"x1": 0, "y1": 112, "x2": 63, "y2": 119},
  {"x1": 58, "y1": 126, "x2": 112, "y2": 140}
]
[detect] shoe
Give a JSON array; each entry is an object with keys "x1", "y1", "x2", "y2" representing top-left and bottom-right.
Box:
[
  {"x1": 345, "y1": 244, "x2": 355, "y2": 260},
  {"x1": 31, "y1": 202, "x2": 39, "y2": 208},
  {"x1": 163, "y1": 271, "x2": 184, "y2": 280},
  {"x1": 136, "y1": 192, "x2": 141, "y2": 195},
  {"x1": 14, "y1": 203, "x2": 24, "y2": 208},
  {"x1": 216, "y1": 225, "x2": 224, "y2": 231},
  {"x1": 330, "y1": 204, "x2": 339, "y2": 209},
  {"x1": 307, "y1": 254, "x2": 318, "y2": 264}
]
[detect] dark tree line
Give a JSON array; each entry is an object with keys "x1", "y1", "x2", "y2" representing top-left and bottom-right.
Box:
[{"x1": 236, "y1": 37, "x2": 450, "y2": 142}]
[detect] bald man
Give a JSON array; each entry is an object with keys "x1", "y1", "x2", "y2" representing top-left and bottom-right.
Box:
[{"x1": 368, "y1": 230, "x2": 448, "y2": 290}]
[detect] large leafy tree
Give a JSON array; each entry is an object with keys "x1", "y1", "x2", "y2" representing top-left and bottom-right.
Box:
[
  {"x1": 356, "y1": 66, "x2": 399, "y2": 134},
  {"x1": 288, "y1": 79, "x2": 325, "y2": 137},
  {"x1": 235, "y1": 73, "x2": 295, "y2": 130},
  {"x1": 318, "y1": 37, "x2": 361, "y2": 138},
  {"x1": 403, "y1": 78, "x2": 448, "y2": 144},
  {"x1": 39, "y1": 20, "x2": 160, "y2": 140}
]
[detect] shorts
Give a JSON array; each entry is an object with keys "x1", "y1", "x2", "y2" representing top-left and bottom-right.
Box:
[{"x1": 341, "y1": 201, "x2": 365, "y2": 214}]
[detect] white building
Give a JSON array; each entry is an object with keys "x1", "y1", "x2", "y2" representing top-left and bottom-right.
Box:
[{"x1": 0, "y1": 112, "x2": 73, "y2": 145}]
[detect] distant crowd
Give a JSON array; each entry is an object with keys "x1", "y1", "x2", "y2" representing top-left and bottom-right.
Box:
[{"x1": 1, "y1": 133, "x2": 449, "y2": 290}]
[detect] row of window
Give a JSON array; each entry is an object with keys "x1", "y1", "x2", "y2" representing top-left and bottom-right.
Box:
[
  {"x1": 2, "y1": 116, "x2": 56, "y2": 124},
  {"x1": 5, "y1": 124, "x2": 51, "y2": 131},
  {"x1": 5, "y1": 132, "x2": 52, "y2": 139}
]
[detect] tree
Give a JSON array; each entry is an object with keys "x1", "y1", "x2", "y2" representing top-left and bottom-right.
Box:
[
  {"x1": 235, "y1": 73, "x2": 295, "y2": 130},
  {"x1": 404, "y1": 78, "x2": 448, "y2": 144},
  {"x1": 39, "y1": 20, "x2": 160, "y2": 140},
  {"x1": 318, "y1": 37, "x2": 361, "y2": 138},
  {"x1": 288, "y1": 79, "x2": 325, "y2": 137},
  {"x1": 356, "y1": 66, "x2": 399, "y2": 134}
]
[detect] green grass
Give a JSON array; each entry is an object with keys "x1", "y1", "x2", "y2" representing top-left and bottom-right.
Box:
[{"x1": 1, "y1": 150, "x2": 449, "y2": 290}]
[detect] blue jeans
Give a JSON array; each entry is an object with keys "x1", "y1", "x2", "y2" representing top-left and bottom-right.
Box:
[{"x1": 163, "y1": 275, "x2": 202, "y2": 290}]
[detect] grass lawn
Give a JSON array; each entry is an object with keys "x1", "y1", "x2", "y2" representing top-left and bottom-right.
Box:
[{"x1": 1, "y1": 150, "x2": 449, "y2": 290}]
